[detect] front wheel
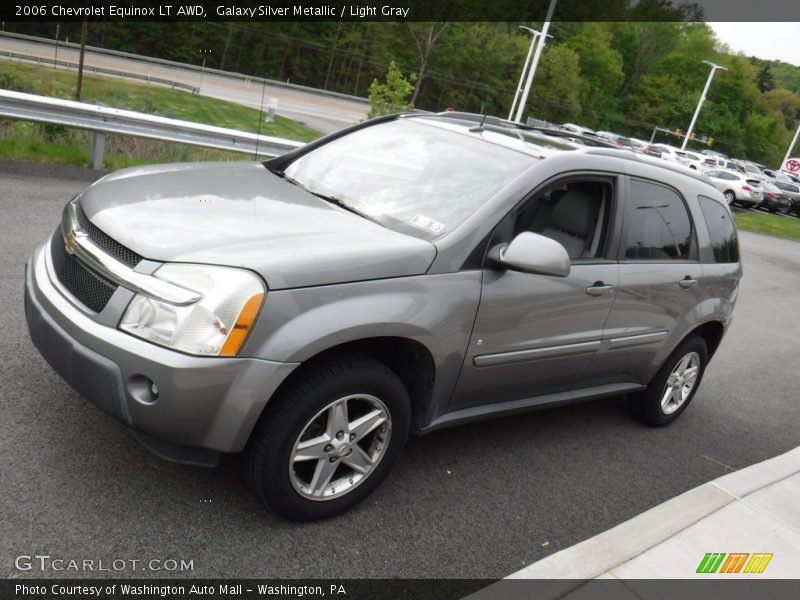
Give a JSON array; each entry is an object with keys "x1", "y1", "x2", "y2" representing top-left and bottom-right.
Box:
[
  {"x1": 245, "y1": 354, "x2": 411, "y2": 520},
  {"x1": 629, "y1": 336, "x2": 708, "y2": 427}
]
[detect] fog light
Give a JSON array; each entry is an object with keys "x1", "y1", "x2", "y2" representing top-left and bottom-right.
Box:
[{"x1": 128, "y1": 375, "x2": 159, "y2": 405}]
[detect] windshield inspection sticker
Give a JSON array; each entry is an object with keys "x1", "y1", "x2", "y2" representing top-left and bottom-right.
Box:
[{"x1": 411, "y1": 215, "x2": 446, "y2": 234}]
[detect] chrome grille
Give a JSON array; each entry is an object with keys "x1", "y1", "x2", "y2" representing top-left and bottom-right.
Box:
[
  {"x1": 50, "y1": 228, "x2": 117, "y2": 313},
  {"x1": 75, "y1": 203, "x2": 143, "y2": 268}
]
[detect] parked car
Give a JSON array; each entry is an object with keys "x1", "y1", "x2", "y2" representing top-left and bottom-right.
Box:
[
  {"x1": 530, "y1": 126, "x2": 618, "y2": 149},
  {"x1": 675, "y1": 150, "x2": 706, "y2": 170},
  {"x1": 25, "y1": 112, "x2": 742, "y2": 520},
  {"x1": 703, "y1": 168, "x2": 763, "y2": 207},
  {"x1": 595, "y1": 131, "x2": 636, "y2": 151},
  {"x1": 642, "y1": 144, "x2": 664, "y2": 159},
  {"x1": 758, "y1": 181, "x2": 792, "y2": 213},
  {"x1": 700, "y1": 156, "x2": 725, "y2": 169},
  {"x1": 771, "y1": 169, "x2": 800, "y2": 185},
  {"x1": 770, "y1": 180, "x2": 800, "y2": 216},
  {"x1": 560, "y1": 122, "x2": 595, "y2": 136},
  {"x1": 628, "y1": 138, "x2": 650, "y2": 154},
  {"x1": 743, "y1": 161, "x2": 768, "y2": 181},
  {"x1": 653, "y1": 144, "x2": 690, "y2": 166}
]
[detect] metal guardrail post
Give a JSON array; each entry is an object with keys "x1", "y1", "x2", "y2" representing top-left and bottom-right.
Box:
[{"x1": 91, "y1": 132, "x2": 106, "y2": 170}]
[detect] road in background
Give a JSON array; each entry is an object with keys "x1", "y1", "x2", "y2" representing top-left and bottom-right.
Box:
[
  {"x1": 0, "y1": 35, "x2": 367, "y2": 134},
  {"x1": 2, "y1": 159, "x2": 799, "y2": 578}
]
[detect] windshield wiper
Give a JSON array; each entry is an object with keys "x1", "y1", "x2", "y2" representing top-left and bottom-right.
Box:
[{"x1": 284, "y1": 176, "x2": 384, "y2": 227}]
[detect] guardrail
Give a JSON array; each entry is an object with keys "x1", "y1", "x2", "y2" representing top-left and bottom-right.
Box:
[
  {"x1": 0, "y1": 31, "x2": 369, "y2": 106},
  {"x1": 0, "y1": 49, "x2": 198, "y2": 94},
  {"x1": 0, "y1": 89, "x2": 305, "y2": 169}
]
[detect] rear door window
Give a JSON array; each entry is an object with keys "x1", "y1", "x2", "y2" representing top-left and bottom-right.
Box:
[
  {"x1": 623, "y1": 179, "x2": 693, "y2": 261},
  {"x1": 698, "y1": 196, "x2": 739, "y2": 263}
]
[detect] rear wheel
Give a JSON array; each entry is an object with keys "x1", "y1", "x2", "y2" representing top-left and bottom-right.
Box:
[
  {"x1": 723, "y1": 190, "x2": 735, "y2": 205},
  {"x1": 245, "y1": 354, "x2": 411, "y2": 520},
  {"x1": 629, "y1": 336, "x2": 707, "y2": 427}
]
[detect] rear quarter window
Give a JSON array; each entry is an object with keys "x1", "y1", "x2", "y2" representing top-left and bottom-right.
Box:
[{"x1": 698, "y1": 196, "x2": 739, "y2": 263}]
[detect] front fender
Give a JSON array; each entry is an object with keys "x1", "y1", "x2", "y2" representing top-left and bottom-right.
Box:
[{"x1": 242, "y1": 272, "x2": 483, "y2": 425}]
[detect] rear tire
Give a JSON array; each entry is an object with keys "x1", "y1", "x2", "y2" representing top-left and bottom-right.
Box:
[
  {"x1": 629, "y1": 336, "x2": 708, "y2": 427},
  {"x1": 723, "y1": 190, "x2": 735, "y2": 205},
  {"x1": 245, "y1": 354, "x2": 411, "y2": 520}
]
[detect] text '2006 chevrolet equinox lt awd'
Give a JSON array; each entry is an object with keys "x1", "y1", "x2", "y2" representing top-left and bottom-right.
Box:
[{"x1": 25, "y1": 112, "x2": 741, "y2": 520}]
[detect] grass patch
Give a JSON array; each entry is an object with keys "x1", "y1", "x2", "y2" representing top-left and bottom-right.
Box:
[
  {"x1": 734, "y1": 209, "x2": 800, "y2": 242},
  {"x1": 0, "y1": 60, "x2": 321, "y2": 169}
]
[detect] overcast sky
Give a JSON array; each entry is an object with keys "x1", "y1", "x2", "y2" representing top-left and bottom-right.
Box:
[{"x1": 708, "y1": 23, "x2": 800, "y2": 66}]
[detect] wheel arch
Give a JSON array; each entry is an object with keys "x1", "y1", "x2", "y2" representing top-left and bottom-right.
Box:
[
  {"x1": 246, "y1": 336, "x2": 438, "y2": 447},
  {"x1": 688, "y1": 320, "x2": 725, "y2": 359}
]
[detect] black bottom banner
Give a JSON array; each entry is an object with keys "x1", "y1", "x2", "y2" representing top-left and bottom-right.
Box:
[{"x1": 4, "y1": 579, "x2": 800, "y2": 600}]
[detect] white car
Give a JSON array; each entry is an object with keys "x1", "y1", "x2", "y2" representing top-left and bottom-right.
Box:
[
  {"x1": 675, "y1": 150, "x2": 706, "y2": 170},
  {"x1": 653, "y1": 144, "x2": 690, "y2": 166},
  {"x1": 702, "y1": 168, "x2": 763, "y2": 208}
]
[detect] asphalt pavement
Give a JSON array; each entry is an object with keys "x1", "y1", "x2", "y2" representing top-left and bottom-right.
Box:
[{"x1": 2, "y1": 158, "x2": 800, "y2": 579}]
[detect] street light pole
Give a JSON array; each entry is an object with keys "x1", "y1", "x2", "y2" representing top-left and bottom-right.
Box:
[
  {"x1": 782, "y1": 121, "x2": 800, "y2": 166},
  {"x1": 681, "y1": 60, "x2": 727, "y2": 151},
  {"x1": 513, "y1": 0, "x2": 557, "y2": 124},
  {"x1": 508, "y1": 27, "x2": 546, "y2": 121},
  {"x1": 53, "y1": 24, "x2": 60, "y2": 70}
]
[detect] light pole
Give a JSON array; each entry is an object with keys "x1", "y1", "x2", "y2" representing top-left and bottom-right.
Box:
[
  {"x1": 53, "y1": 24, "x2": 60, "y2": 70},
  {"x1": 681, "y1": 60, "x2": 727, "y2": 151},
  {"x1": 508, "y1": 27, "x2": 550, "y2": 121},
  {"x1": 782, "y1": 121, "x2": 800, "y2": 166},
  {"x1": 514, "y1": 0, "x2": 558, "y2": 123}
]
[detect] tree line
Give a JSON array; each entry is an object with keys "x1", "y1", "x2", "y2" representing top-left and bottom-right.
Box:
[{"x1": 9, "y1": 18, "x2": 800, "y2": 165}]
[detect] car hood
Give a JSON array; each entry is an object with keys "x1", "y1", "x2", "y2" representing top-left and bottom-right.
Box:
[{"x1": 79, "y1": 162, "x2": 436, "y2": 289}]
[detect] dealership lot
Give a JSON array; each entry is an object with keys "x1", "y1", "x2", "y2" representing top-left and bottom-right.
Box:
[{"x1": 2, "y1": 158, "x2": 800, "y2": 578}]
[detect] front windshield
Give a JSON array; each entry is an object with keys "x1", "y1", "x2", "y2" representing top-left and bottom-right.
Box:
[{"x1": 283, "y1": 119, "x2": 535, "y2": 239}]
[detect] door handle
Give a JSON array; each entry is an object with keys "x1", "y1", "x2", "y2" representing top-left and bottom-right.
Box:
[
  {"x1": 586, "y1": 282, "x2": 614, "y2": 296},
  {"x1": 678, "y1": 277, "x2": 697, "y2": 289}
]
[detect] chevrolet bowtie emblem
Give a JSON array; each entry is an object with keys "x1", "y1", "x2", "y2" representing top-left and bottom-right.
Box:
[{"x1": 64, "y1": 231, "x2": 79, "y2": 254}]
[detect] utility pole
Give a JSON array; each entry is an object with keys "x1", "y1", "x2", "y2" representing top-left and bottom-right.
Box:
[
  {"x1": 681, "y1": 61, "x2": 727, "y2": 150},
  {"x1": 782, "y1": 121, "x2": 800, "y2": 166},
  {"x1": 53, "y1": 24, "x2": 60, "y2": 70},
  {"x1": 514, "y1": 0, "x2": 557, "y2": 123},
  {"x1": 508, "y1": 26, "x2": 551, "y2": 121},
  {"x1": 75, "y1": 20, "x2": 88, "y2": 100}
]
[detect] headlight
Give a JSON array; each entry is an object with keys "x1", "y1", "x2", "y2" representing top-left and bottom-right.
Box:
[{"x1": 119, "y1": 264, "x2": 265, "y2": 357}]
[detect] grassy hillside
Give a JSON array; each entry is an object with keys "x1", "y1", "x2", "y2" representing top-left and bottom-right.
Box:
[{"x1": 0, "y1": 60, "x2": 321, "y2": 169}]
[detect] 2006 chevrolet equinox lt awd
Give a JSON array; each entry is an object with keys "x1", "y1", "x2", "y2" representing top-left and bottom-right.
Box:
[{"x1": 25, "y1": 112, "x2": 741, "y2": 520}]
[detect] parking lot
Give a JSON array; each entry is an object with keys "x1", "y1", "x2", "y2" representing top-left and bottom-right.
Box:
[{"x1": 2, "y1": 158, "x2": 800, "y2": 579}]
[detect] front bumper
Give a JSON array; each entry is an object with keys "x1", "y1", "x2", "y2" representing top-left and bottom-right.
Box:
[{"x1": 24, "y1": 241, "x2": 298, "y2": 461}]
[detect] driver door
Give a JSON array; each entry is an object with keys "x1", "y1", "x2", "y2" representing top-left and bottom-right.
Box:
[{"x1": 449, "y1": 178, "x2": 621, "y2": 410}]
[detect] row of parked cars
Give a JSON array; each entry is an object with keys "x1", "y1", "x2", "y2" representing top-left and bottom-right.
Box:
[{"x1": 558, "y1": 123, "x2": 800, "y2": 217}]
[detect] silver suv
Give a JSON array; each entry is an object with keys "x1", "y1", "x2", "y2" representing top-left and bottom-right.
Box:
[{"x1": 25, "y1": 113, "x2": 742, "y2": 520}]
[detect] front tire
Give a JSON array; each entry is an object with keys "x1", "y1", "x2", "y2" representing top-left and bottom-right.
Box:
[
  {"x1": 245, "y1": 354, "x2": 411, "y2": 520},
  {"x1": 629, "y1": 336, "x2": 708, "y2": 427}
]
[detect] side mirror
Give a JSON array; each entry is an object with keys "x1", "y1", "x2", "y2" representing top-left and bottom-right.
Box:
[{"x1": 491, "y1": 232, "x2": 571, "y2": 277}]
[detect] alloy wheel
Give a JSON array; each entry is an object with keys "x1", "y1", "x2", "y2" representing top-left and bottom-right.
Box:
[
  {"x1": 289, "y1": 394, "x2": 391, "y2": 501},
  {"x1": 660, "y1": 352, "x2": 700, "y2": 415}
]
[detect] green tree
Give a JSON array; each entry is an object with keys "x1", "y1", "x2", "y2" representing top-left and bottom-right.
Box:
[
  {"x1": 527, "y1": 45, "x2": 582, "y2": 123},
  {"x1": 367, "y1": 61, "x2": 416, "y2": 118},
  {"x1": 756, "y1": 63, "x2": 776, "y2": 93}
]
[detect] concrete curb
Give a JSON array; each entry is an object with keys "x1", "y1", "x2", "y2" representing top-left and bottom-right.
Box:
[{"x1": 507, "y1": 446, "x2": 800, "y2": 580}]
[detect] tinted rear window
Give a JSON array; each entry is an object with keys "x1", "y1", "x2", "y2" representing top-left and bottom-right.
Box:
[
  {"x1": 623, "y1": 180, "x2": 693, "y2": 261},
  {"x1": 699, "y1": 196, "x2": 739, "y2": 263}
]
